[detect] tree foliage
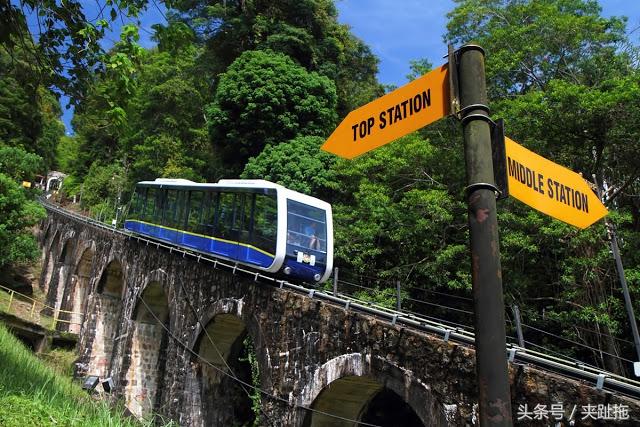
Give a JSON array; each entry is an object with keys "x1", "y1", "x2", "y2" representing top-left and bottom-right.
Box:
[
  {"x1": 172, "y1": 0, "x2": 382, "y2": 115},
  {"x1": 241, "y1": 135, "x2": 337, "y2": 197},
  {"x1": 0, "y1": 148, "x2": 46, "y2": 269},
  {"x1": 445, "y1": 0, "x2": 640, "y2": 373},
  {"x1": 207, "y1": 50, "x2": 337, "y2": 174}
]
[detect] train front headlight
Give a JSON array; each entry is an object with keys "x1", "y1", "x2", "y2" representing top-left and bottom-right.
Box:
[
  {"x1": 283, "y1": 266, "x2": 292, "y2": 275},
  {"x1": 314, "y1": 273, "x2": 321, "y2": 282}
]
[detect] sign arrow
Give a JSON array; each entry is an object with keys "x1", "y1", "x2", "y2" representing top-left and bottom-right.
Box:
[
  {"x1": 505, "y1": 137, "x2": 608, "y2": 228},
  {"x1": 321, "y1": 64, "x2": 450, "y2": 159}
]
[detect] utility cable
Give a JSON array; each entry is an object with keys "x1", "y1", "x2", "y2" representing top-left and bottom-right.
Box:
[
  {"x1": 405, "y1": 285, "x2": 473, "y2": 302},
  {"x1": 405, "y1": 297, "x2": 474, "y2": 316},
  {"x1": 521, "y1": 323, "x2": 634, "y2": 364}
]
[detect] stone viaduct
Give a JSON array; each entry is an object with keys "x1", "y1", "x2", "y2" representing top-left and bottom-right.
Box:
[{"x1": 38, "y1": 205, "x2": 640, "y2": 426}]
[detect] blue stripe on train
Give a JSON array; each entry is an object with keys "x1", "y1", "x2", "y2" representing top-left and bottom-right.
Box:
[{"x1": 125, "y1": 220, "x2": 274, "y2": 269}]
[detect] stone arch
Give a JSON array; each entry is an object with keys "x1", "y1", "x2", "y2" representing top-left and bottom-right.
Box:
[
  {"x1": 43, "y1": 235, "x2": 77, "y2": 324},
  {"x1": 41, "y1": 230, "x2": 60, "y2": 293},
  {"x1": 124, "y1": 273, "x2": 170, "y2": 418},
  {"x1": 65, "y1": 243, "x2": 96, "y2": 333},
  {"x1": 58, "y1": 237, "x2": 74, "y2": 264},
  {"x1": 186, "y1": 298, "x2": 259, "y2": 427},
  {"x1": 87, "y1": 258, "x2": 125, "y2": 378},
  {"x1": 40, "y1": 220, "x2": 52, "y2": 259},
  {"x1": 298, "y1": 354, "x2": 446, "y2": 427}
]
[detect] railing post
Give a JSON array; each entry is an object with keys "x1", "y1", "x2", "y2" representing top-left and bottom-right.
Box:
[
  {"x1": 52, "y1": 311, "x2": 58, "y2": 330},
  {"x1": 333, "y1": 267, "x2": 339, "y2": 296},
  {"x1": 512, "y1": 305, "x2": 525, "y2": 348},
  {"x1": 7, "y1": 291, "x2": 13, "y2": 313},
  {"x1": 396, "y1": 280, "x2": 402, "y2": 311}
]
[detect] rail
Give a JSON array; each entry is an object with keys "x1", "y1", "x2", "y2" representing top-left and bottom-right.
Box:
[
  {"x1": 41, "y1": 199, "x2": 640, "y2": 400},
  {"x1": 0, "y1": 282, "x2": 84, "y2": 330}
]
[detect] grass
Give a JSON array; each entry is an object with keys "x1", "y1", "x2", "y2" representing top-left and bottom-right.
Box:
[
  {"x1": 37, "y1": 348, "x2": 77, "y2": 377},
  {"x1": 0, "y1": 322, "x2": 148, "y2": 427}
]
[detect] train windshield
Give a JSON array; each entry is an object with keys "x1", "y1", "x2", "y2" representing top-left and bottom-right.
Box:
[{"x1": 286, "y1": 200, "x2": 327, "y2": 261}]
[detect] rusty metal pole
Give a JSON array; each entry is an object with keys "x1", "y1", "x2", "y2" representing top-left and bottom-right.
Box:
[{"x1": 458, "y1": 44, "x2": 513, "y2": 426}]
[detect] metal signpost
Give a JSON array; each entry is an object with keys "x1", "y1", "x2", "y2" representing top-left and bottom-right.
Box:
[{"x1": 457, "y1": 45, "x2": 512, "y2": 426}]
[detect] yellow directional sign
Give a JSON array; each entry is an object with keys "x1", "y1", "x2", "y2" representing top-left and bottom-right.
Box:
[
  {"x1": 505, "y1": 137, "x2": 608, "y2": 228},
  {"x1": 321, "y1": 64, "x2": 450, "y2": 159}
]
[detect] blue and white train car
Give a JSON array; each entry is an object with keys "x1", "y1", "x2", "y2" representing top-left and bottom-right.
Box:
[{"x1": 124, "y1": 179, "x2": 333, "y2": 283}]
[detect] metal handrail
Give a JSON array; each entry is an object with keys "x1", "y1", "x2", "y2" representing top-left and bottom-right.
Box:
[{"x1": 0, "y1": 282, "x2": 84, "y2": 329}]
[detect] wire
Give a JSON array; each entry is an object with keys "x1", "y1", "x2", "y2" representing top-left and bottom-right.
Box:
[
  {"x1": 401, "y1": 308, "x2": 473, "y2": 330},
  {"x1": 405, "y1": 285, "x2": 473, "y2": 302},
  {"x1": 521, "y1": 323, "x2": 634, "y2": 364},
  {"x1": 405, "y1": 297, "x2": 474, "y2": 316},
  {"x1": 540, "y1": 317, "x2": 635, "y2": 347},
  {"x1": 135, "y1": 290, "x2": 383, "y2": 426}
]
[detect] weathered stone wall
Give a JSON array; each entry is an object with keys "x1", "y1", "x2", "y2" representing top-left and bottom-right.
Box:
[
  {"x1": 124, "y1": 322, "x2": 164, "y2": 417},
  {"x1": 40, "y1": 209, "x2": 640, "y2": 426}
]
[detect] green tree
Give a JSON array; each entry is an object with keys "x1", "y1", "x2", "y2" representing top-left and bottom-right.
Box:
[
  {"x1": 1, "y1": 0, "x2": 150, "y2": 101},
  {"x1": 241, "y1": 135, "x2": 337, "y2": 197},
  {"x1": 207, "y1": 50, "x2": 337, "y2": 175},
  {"x1": 0, "y1": 174, "x2": 45, "y2": 268},
  {"x1": 0, "y1": 47, "x2": 64, "y2": 170},
  {"x1": 172, "y1": 0, "x2": 381, "y2": 115},
  {"x1": 0, "y1": 146, "x2": 44, "y2": 183},
  {"x1": 0, "y1": 147, "x2": 46, "y2": 269},
  {"x1": 331, "y1": 132, "x2": 468, "y2": 287},
  {"x1": 445, "y1": 0, "x2": 628, "y2": 98}
]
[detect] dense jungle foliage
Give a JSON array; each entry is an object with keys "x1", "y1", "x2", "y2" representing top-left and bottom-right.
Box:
[{"x1": 2, "y1": 0, "x2": 640, "y2": 376}]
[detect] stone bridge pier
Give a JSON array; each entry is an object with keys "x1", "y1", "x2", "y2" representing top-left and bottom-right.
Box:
[{"x1": 38, "y1": 208, "x2": 640, "y2": 426}]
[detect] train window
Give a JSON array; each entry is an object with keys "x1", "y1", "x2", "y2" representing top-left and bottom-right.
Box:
[
  {"x1": 204, "y1": 191, "x2": 219, "y2": 235},
  {"x1": 163, "y1": 190, "x2": 176, "y2": 226},
  {"x1": 129, "y1": 187, "x2": 141, "y2": 218},
  {"x1": 234, "y1": 193, "x2": 251, "y2": 239},
  {"x1": 155, "y1": 189, "x2": 165, "y2": 222},
  {"x1": 134, "y1": 187, "x2": 146, "y2": 218},
  {"x1": 215, "y1": 192, "x2": 235, "y2": 239},
  {"x1": 286, "y1": 200, "x2": 327, "y2": 253},
  {"x1": 145, "y1": 188, "x2": 156, "y2": 222},
  {"x1": 175, "y1": 190, "x2": 187, "y2": 228},
  {"x1": 187, "y1": 191, "x2": 203, "y2": 233},
  {"x1": 252, "y1": 193, "x2": 277, "y2": 254}
]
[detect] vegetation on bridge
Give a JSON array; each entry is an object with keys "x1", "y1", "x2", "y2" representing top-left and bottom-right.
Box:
[{"x1": 2, "y1": 0, "x2": 640, "y2": 378}]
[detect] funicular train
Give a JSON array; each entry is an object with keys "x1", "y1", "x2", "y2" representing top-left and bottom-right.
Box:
[{"x1": 124, "y1": 179, "x2": 333, "y2": 283}]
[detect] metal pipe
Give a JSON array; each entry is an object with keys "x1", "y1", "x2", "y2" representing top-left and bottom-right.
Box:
[{"x1": 458, "y1": 44, "x2": 513, "y2": 426}]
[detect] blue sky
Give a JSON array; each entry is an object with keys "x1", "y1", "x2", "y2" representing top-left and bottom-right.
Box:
[{"x1": 58, "y1": 0, "x2": 640, "y2": 133}]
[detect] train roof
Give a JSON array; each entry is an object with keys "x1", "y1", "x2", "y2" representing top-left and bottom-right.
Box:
[{"x1": 137, "y1": 178, "x2": 283, "y2": 190}]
